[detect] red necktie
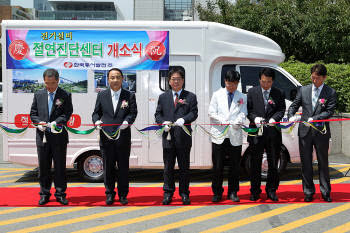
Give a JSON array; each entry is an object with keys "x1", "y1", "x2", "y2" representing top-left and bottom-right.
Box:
[{"x1": 174, "y1": 93, "x2": 179, "y2": 107}]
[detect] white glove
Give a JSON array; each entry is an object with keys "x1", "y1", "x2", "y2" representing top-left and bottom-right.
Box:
[
  {"x1": 174, "y1": 118, "x2": 185, "y2": 127},
  {"x1": 304, "y1": 117, "x2": 313, "y2": 127},
  {"x1": 49, "y1": 121, "x2": 59, "y2": 133},
  {"x1": 95, "y1": 120, "x2": 103, "y2": 130},
  {"x1": 289, "y1": 115, "x2": 300, "y2": 123},
  {"x1": 229, "y1": 120, "x2": 241, "y2": 129},
  {"x1": 119, "y1": 121, "x2": 129, "y2": 130},
  {"x1": 37, "y1": 121, "x2": 46, "y2": 132},
  {"x1": 162, "y1": 121, "x2": 172, "y2": 132},
  {"x1": 268, "y1": 118, "x2": 275, "y2": 127},
  {"x1": 254, "y1": 117, "x2": 265, "y2": 127}
]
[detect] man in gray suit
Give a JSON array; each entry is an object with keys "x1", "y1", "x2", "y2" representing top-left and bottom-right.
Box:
[
  {"x1": 288, "y1": 64, "x2": 336, "y2": 202},
  {"x1": 30, "y1": 69, "x2": 73, "y2": 205}
]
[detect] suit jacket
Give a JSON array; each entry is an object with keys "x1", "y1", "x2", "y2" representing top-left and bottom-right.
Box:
[
  {"x1": 92, "y1": 88, "x2": 137, "y2": 147},
  {"x1": 288, "y1": 84, "x2": 336, "y2": 138},
  {"x1": 247, "y1": 86, "x2": 286, "y2": 142},
  {"x1": 208, "y1": 88, "x2": 247, "y2": 146},
  {"x1": 155, "y1": 89, "x2": 198, "y2": 148},
  {"x1": 30, "y1": 87, "x2": 73, "y2": 147}
]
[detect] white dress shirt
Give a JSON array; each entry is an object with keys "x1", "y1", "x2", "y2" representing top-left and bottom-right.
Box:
[{"x1": 111, "y1": 88, "x2": 121, "y2": 113}]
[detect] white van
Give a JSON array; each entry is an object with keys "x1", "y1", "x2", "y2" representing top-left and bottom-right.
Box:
[{"x1": 1, "y1": 20, "x2": 302, "y2": 181}]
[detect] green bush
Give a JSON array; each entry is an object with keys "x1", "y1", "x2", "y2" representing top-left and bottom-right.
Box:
[{"x1": 281, "y1": 59, "x2": 350, "y2": 113}]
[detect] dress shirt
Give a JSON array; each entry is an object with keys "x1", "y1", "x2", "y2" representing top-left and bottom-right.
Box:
[{"x1": 110, "y1": 88, "x2": 121, "y2": 113}]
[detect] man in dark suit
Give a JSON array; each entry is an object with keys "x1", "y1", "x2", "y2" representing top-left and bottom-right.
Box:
[
  {"x1": 30, "y1": 68, "x2": 73, "y2": 205},
  {"x1": 247, "y1": 68, "x2": 286, "y2": 202},
  {"x1": 288, "y1": 64, "x2": 336, "y2": 202},
  {"x1": 92, "y1": 68, "x2": 137, "y2": 205},
  {"x1": 155, "y1": 67, "x2": 198, "y2": 205}
]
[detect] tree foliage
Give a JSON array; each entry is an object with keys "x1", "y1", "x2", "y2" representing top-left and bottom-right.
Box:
[
  {"x1": 281, "y1": 58, "x2": 350, "y2": 112},
  {"x1": 196, "y1": 0, "x2": 350, "y2": 63}
]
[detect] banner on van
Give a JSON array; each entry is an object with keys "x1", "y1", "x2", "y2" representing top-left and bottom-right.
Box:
[{"x1": 6, "y1": 30, "x2": 169, "y2": 70}]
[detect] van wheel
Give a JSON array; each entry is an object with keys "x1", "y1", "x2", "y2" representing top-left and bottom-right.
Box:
[
  {"x1": 243, "y1": 145, "x2": 289, "y2": 179},
  {"x1": 77, "y1": 151, "x2": 104, "y2": 182}
]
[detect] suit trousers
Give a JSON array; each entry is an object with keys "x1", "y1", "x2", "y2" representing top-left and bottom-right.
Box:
[
  {"x1": 211, "y1": 139, "x2": 242, "y2": 196},
  {"x1": 250, "y1": 127, "x2": 281, "y2": 195},
  {"x1": 163, "y1": 147, "x2": 191, "y2": 196},
  {"x1": 299, "y1": 129, "x2": 331, "y2": 196},
  {"x1": 37, "y1": 136, "x2": 67, "y2": 198},
  {"x1": 101, "y1": 142, "x2": 130, "y2": 198}
]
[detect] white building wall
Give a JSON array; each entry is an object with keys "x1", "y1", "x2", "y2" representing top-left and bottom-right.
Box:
[
  {"x1": 134, "y1": 0, "x2": 163, "y2": 21},
  {"x1": 115, "y1": 0, "x2": 134, "y2": 20}
]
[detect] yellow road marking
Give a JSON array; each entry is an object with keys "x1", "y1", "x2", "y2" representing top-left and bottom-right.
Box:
[
  {"x1": 0, "y1": 179, "x2": 17, "y2": 184},
  {"x1": 262, "y1": 203, "x2": 350, "y2": 233},
  {"x1": 331, "y1": 177, "x2": 350, "y2": 184},
  {"x1": 0, "y1": 207, "x2": 35, "y2": 215},
  {"x1": 7, "y1": 182, "x2": 38, "y2": 187},
  {"x1": 142, "y1": 183, "x2": 163, "y2": 187},
  {"x1": 0, "y1": 168, "x2": 32, "y2": 172},
  {"x1": 9, "y1": 207, "x2": 146, "y2": 233},
  {"x1": 330, "y1": 167, "x2": 350, "y2": 175},
  {"x1": 240, "y1": 182, "x2": 250, "y2": 186},
  {"x1": 139, "y1": 204, "x2": 257, "y2": 233},
  {"x1": 282, "y1": 180, "x2": 302, "y2": 185},
  {"x1": 0, "y1": 207, "x2": 90, "y2": 226},
  {"x1": 67, "y1": 183, "x2": 88, "y2": 187},
  {"x1": 192, "y1": 182, "x2": 211, "y2": 187},
  {"x1": 0, "y1": 173, "x2": 25, "y2": 179},
  {"x1": 201, "y1": 203, "x2": 310, "y2": 233},
  {"x1": 72, "y1": 206, "x2": 201, "y2": 233},
  {"x1": 329, "y1": 164, "x2": 350, "y2": 168},
  {"x1": 323, "y1": 221, "x2": 350, "y2": 233}
]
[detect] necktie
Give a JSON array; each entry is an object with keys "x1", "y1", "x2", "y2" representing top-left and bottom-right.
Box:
[
  {"x1": 228, "y1": 92, "x2": 234, "y2": 109},
  {"x1": 114, "y1": 92, "x2": 119, "y2": 113},
  {"x1": 263, "y1": 90, "x2": 269, "y2": 106},
  {"x1": 48, "y1": 92, "x2": 54, "y2": 116},
  {"x1": 312, "y1": 87, "x2": 319, "y2": 110},
  {"x1": 174, "y1": 93, "x2": 179, "y2": 107}
]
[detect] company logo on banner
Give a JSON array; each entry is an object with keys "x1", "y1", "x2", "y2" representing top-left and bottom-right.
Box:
[{"x1": 6, "y1": 30, "x2": 169, "y2": 70}]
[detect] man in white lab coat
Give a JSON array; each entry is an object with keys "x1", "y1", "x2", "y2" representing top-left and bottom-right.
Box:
[{"x1": 208, "y1": 70, "x2": 247, "y2": 202}]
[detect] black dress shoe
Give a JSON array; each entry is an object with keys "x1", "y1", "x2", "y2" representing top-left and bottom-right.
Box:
[
  {"x1": 304, "y1": 195, "x2": 313, "y2": 202},
  {"x1": 181, "y1": 195, "x2": 191, "y2": 205},
  {"x1": 229, "y1": 192, "x2": 240, "y2": 202},
  {"x1": 106, "y1": 194, "x2": 115, "y2": 205},
  {"x1": 267, "y1": 192, "x2": 279, "y2": 202},
  {"x1": 119, "y1": 196, "x2": 128, "y2": 205},
  {"x1": 250, "y1": 193, "x2": 260, "y2": 201},
  {"x1": 162, "y1": 194, "x2": 172, "y2": 205},
  {"x1": 322, "y1": 194, "x2": 332, "y2": 202},
  {"x1": 39, "y1": 196, "x2": 50, "y2": 205},
  {"x1": 212, "y1": 195, "x2": 222, "y2": 203},
  {"x1": 56, "y1": 196, "x2": 68, "y2": 205}
]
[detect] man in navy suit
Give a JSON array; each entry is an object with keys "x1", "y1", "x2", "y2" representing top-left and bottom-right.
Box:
[
  {"x1": 288, "y1": 64, "x2": 336, "y2": 202},
  {"x1": 92, "y1": 68, "x2": 138, "y2": 205},
  {"x1": 30, "y1": 68, "x2": 73, "y2": 205},
  {"x1": 155, "y1": 68, "x2": 198, "y2": 205},
  {"x1": 247, "y1": 68, "x2": 286, "y2": 202}
]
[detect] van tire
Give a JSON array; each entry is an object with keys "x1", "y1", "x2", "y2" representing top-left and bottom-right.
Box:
[
  {"x1": 243, "y1": 145, "x2": 289, "y2": 180},
  {"x1": 77, "y1": 151, "x2": 104, "y2": 182}
]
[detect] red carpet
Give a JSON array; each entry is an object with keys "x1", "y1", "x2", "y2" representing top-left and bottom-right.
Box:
[{"x1": 1, "y1": 184, "x2": 350, "y2": 206}]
